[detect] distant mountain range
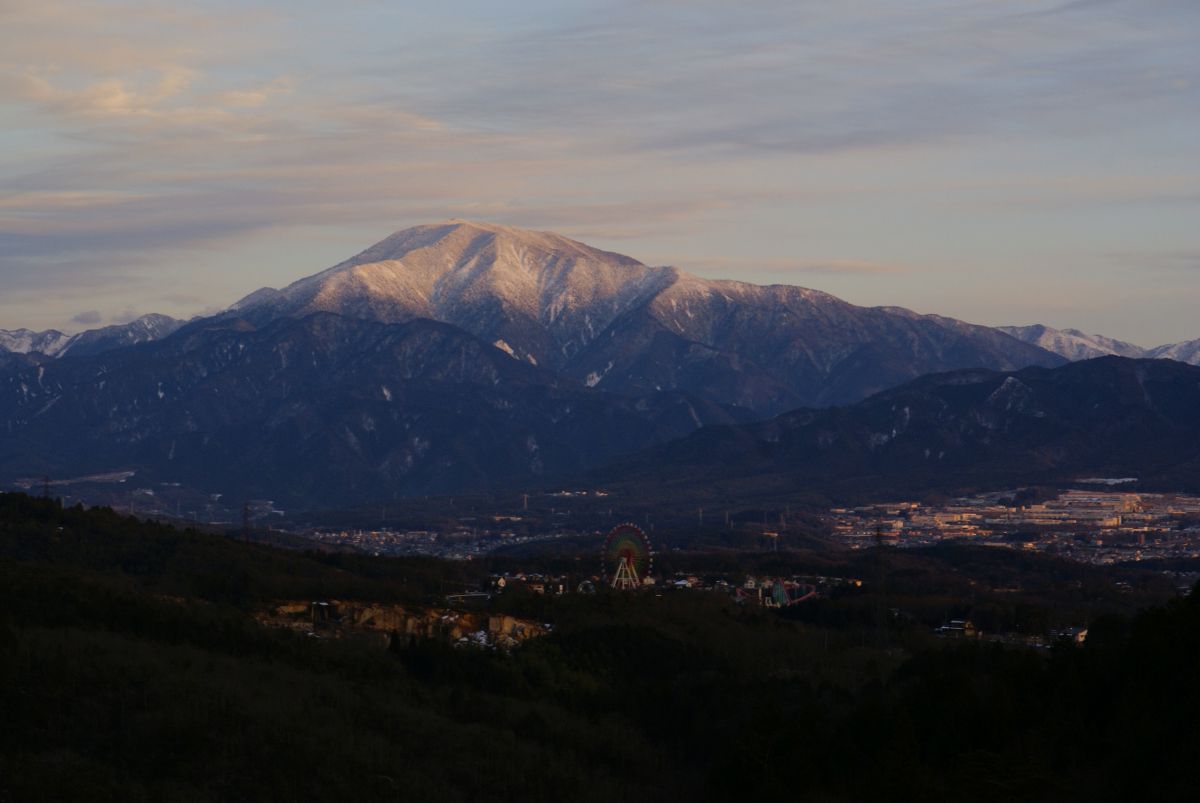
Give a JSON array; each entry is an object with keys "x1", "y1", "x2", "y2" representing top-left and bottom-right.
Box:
[
  {"x1": 1, "y1": 220, "x2": 1197, "y2": 508},
  {"x1": 0, "y1": 314, "x2": 184, "y2": 359},
  {"x1": 998, "y1": 324, "x2": 1200, "y2": 365},
  {"x1": 601, "y1": 357, "x2": 1200, "y2": 501}
]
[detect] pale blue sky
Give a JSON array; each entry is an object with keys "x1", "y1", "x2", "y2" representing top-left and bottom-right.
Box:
[{"x1": 2, "y1": 0, "x2": 1198, "y2": 345}]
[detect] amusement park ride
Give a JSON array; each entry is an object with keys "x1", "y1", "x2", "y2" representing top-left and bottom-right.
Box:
[{"x1": 603, "y1": 523, "x2": 654, "y2": 590}]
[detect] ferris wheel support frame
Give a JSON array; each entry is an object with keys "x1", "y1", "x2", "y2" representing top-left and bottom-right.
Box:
[{"x1": 602, "y1": 522, "x2": 654, "y2": 590}]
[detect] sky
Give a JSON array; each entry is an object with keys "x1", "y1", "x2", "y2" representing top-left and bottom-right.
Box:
[{"x1": 1, "y1": 0, "x2": 1198, "y2": 346}]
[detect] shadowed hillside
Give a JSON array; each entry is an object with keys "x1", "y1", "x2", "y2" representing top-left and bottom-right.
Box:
[{"x1": 2, "y1": 494, "x2": 1198, "y2": 801}]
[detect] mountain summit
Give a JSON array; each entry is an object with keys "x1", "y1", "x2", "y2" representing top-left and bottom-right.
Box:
[
  {"x1": 0, "y1": 314, "x2": 184, "y2": 359},
  {"x1": 231, "y1": 221, "x2": 670, "y2": 370},
  {"x1": 997, "y1": 325, "x2": 1146, "y2": 362},
  {"x1": 999, "y1": 323, "x2": 1200, "y2": 367},
  {"x1": 231, "y1": 221, "x2": 1063, "y2": 413}
]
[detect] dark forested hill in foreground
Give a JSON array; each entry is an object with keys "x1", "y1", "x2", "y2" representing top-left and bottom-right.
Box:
[
  {"x1": 2, "y1": 494, "x2": 1199, "y2": 802},
  {"x1": 601, "y1": 356, "x2": 1200, "y2": 502}
]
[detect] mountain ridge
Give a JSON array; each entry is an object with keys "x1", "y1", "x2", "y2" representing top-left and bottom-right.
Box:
[
  {"x1": 999, "y1": 323, "x2": 1200, "y2": 365},
  {"x1": 598, "y1": 356, "x2": 1200, "y2": 502},
  {"x1": 0, "y1": 314, "x2": 185, "y2": 359},
  {"x1": 0, "y1": 311, "x2": 752, "y2": 506},
  {"x1": 226, "y1": 220, "x2": 1065, "y2": 413}
]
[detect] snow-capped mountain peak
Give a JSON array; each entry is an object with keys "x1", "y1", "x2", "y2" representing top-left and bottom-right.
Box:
[
  {"x1": 0, "y1": 328, "x2": 73, "y2": 357},
  {"x1": 998, "y1": 324, "x2": 1200, "y2": 368},
  {"x1": 997, "y1": 324, "x2": 1148, "y2": 361},
  {"x1": 225, "y1": 220, "x2": 1063, "y2": 411},
  {"x1": 231, "y1": 220, "x2": 678, "y2": 366},
  {"x1": 0, "y1": 315, "x2": 184, "y2": 359},
  {"x1": 1149, "y1": 339, "x2": 1200, "y2": 364}
]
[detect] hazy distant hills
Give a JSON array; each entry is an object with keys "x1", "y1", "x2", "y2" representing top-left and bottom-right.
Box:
[
  {"x1": 6, "y1": 220, "x2": 1196, "y2": 508},
  {"x1": 999, "y1": 323, "x2": 1200, "y2": 365},
  {"x1": 602, "y1": 357, "x2": 1200, "y2": 501}
]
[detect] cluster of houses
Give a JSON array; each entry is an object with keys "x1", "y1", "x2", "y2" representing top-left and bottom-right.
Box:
[{"x1": 826, "y1": 489, "x2": 1200, "y2": 564}]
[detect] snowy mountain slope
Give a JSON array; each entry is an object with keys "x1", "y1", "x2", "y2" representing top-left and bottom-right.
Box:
[
  {"x1": 997, "y1": 324, "x2": 1147, "y2": 361},
  {"x1": 573, "y1": 287, "x2": 1062, "y2": 410},
  {"x1": 1148, "y1": 339, "x2": 1200, "y2": 365},
  {"x1": 231, "y1": 220, "x2": 676, "y2": 369},
  {"x1": 232, "y1": 220, "x2": 1064, "y2": 413},
  {"x1": 60, "y1": 314, "x2": 186, "y2": 357},
  {"x1": 0, "y1": 315, "x2": 185, "y2": 359},
  {"x1": 0, "y1": 328, "x2": 74, "y2": 357},
  {"x1": 999, "y1": 324, "x2": 1200, "y2": 367}
]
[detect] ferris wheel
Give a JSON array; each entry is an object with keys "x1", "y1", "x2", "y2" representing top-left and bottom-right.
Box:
[{"x1": 603, "y1": 523, "x2": 653, "y2": 590}]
